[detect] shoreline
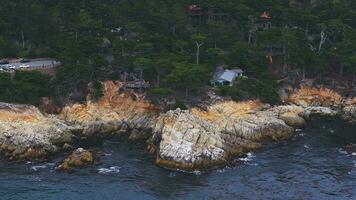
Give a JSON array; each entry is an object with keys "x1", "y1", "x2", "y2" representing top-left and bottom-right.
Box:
[{"x1": 0, "y1": 82, "x2": 355, "y2": 171}]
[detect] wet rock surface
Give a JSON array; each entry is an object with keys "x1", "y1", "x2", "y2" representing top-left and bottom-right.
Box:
[
  {"x1": 56, "y1": 148, "x2": 96, "y2": 172},
  {"x1": 345, "y1": 144, "x2": 356, "y2": 154}
]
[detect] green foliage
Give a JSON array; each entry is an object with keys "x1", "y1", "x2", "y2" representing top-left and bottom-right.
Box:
[
  {"x1": 148, "y1": 87, "x2": 174, "y2": 97},
  {"x1": 166, "y1": 63, "x2": 210, "y2": 95},
  {"x1": 174, "y1": 100, "x2": 188, "y2": 110},
  {"x1": 0, "y1": 72, "x2": 52, "y2": 105},
  {"x1": 0, "y1": 0, "x2": 355, "y2": 105},
  {"x1": 218, "y1": 77, "x2": 279, "y2": 104},
  {"x1": 89, "y1": 79, "x2": 104, "y2": 101}
]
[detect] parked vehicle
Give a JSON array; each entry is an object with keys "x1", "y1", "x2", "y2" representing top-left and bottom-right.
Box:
[
  {"x1": 20, "y1": 64, "x2": 30, "y2": 68},
  {"x1": 0, "y1": 60, "x2": 9, "y2": 65},
  {"x1": 20, "y1": 58, "x2": 30, "y2": 63}
]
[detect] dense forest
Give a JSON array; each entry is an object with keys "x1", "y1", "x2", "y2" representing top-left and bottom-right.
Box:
[{"x1": 0, "y1": 0, "x2": 355, "y2": 105}]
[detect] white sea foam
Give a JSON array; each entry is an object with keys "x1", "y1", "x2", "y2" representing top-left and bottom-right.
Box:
[
  {"x1": 239, "y1": 152, "x2": 255, "y2": 162},
  {"x1": 192, "y1": 170, "x2": 201, "y2": 176},
  {"x1": 169, "y1": 172, "x2": 177, "y2": 177},
  {"x1": 98, "y1": 166, "x2": 121, "y2": 174},
  {"x1": 31, "y1": 165, "x2": 47, "y2": 171},
  {"x1": 338, "y1": 148, "x2": 348, "y2": 155}
]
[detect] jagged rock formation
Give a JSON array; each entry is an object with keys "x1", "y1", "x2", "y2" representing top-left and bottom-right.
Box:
[
  {"x1": 60, "y1": 81, "x2": 160, "y2": 139},
  {"x1": 288, "y1": 86, "x2": 356, "y2": 122},
  {"x1": 288, "y1": 86, "x2": 343, "y2": 108},
  {"x1": 0, "y1": 103, "x2": 73, "y2": 160},
  {"x1": 152, "y1": 101, "x2": 294, "y2": 170},
  {"x1": 0, "y1": 84, "x2": 355, "y2": 171}
]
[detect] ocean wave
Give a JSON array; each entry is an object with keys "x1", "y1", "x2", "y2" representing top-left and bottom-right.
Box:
[{"x1": 98, "y1": 166, "x2": 121, "y2": 174}]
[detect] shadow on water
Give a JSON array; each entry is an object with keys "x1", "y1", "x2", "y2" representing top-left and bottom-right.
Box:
[{"x1": 0, "y1": 116, "x2": 355, "y2": 200}]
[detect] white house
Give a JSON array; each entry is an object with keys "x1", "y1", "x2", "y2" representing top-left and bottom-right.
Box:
[{"x1": 210, "y1": 65, "x2": 243, "y2": 87}]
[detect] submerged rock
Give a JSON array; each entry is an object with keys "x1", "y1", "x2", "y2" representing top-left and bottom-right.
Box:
[
  {"x1": 345, "y1": 144, "x2": 356, "y2": 154},
  {"x1": 56, "y1": 148, "x2": 96, "y2": 171}
]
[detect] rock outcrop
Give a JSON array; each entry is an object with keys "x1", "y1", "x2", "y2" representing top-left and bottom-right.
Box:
[
  {"x1": 342, "y1": 98, "x2": 356, "y2": 123},
  {"x1": 1, "y1": 84, "x2": 355, "y2": 171},
  {"x1": 56, "y1": 148, "x2": 96, "y2": 171},
  {"x1": 0, "y1": 103, "x2": 73, "y2": 160},
  {"x1": 345, "y1": 144, "x2": 356, "y2": 154},
  {"x1": 60, "y1": 81, "x2": 160, "y2": 140},
  {"x1": 152, "y1": 101, "x2": 294, "y2": 171},
  {"x1": 288, "y1": 86, "x2": 356, "y2": 122},
  {"x1": 288, "y1": 86, "x2": 343, "y2": 108}
]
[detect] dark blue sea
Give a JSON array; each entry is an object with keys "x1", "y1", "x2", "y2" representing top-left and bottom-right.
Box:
[{"x1": 0, "y1": 117, "x2": 355, "y2": 200}]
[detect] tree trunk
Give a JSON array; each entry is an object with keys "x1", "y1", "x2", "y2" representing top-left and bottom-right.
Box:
[
  {"x1": 248, "y1": 30, "x2": 253, "y2": 45},
  {"x1": 282, "y1": 46, "x2": 287, "y2": 74},
  {"x1": 318, "y1": 29, "x2": 326, "y2": 52},
  {"x1": 139, "y1": 68, "x2": 143, "y2": 92},
  {"x1": 214, "y1": 36, "x2": 217, "y2": 48},
  {"x1": 302, "y1": 65, "x2": 306, "y2": 80},
  {"x1": 171, "y1": 25, "x2": 176, "y2": 36},
  {"x1": 21, "y1": 30, "x2": 25, "y2": 49},
  {"x1": 196, "y1": 42, "x2": 204, "y2": 65},
  {"x1": 156, "y1": 72, "x2": 161, "y2": 87},
  {"x1": 185, "y1": 87, "x2": 189, "y2": 97}
]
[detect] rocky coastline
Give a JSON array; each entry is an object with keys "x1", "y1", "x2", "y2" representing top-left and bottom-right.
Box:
[{"x1": 0, "y1": 82, "x2": 355, "y2": 171}]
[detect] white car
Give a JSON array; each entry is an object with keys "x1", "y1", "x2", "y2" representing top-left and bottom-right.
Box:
[{"x1": 20, "y1": 64, "x2": 30, "y2": 68}]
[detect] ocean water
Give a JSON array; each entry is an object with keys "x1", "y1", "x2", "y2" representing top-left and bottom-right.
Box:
[{"x1": 0, "y1": 117, "x2": 355, "y2": 200}]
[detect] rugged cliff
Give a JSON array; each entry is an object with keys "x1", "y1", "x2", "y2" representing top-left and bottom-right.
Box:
[
  {"x1": 1, "y1": 84, "x2": 355, "y2": 171},
  {"x1": 152, "y1": 101, "x2": 294, "y2": 170},
  {"x1": 60, "y1": 81, "x2": 160, "y2": 140},
  {"x1": 0, "y1": 103, "x2": 72, "y2": 160}
]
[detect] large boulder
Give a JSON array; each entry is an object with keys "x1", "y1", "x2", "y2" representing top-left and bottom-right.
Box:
[{"x1": 56, "y1": 148, "x2": 96, "y2": 171}]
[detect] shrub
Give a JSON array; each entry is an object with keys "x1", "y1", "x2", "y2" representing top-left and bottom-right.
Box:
[{"x1": 148, "y1": 87, "x2": 174, "y2": 97}]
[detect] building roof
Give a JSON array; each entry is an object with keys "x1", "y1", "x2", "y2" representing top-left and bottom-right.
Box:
[
  {"x1": 231, "y1": 68, "x2": 243, "y2": 74},
  {"x1": 212, "y1": 67, "x2": 243, "y2": 83},
  {"x1": 219, "y1": 70, "x2": 237, "y2": 82},
  {"x1": 260, "y1": 12, "x2": 272, "y2": 19}
]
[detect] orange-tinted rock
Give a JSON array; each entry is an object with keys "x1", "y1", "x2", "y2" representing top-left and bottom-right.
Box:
[
  {"x1": 288, "y1": 86, "x2": 343, "y2": 108},
  {"x1": 56, "y1": 148, "x2": 95, "y2": 171},
  {"x1": 60, "y1": 81, "x2": 160, "y2": 138},
  {"x1": 0, "y1": 103, "x2": 73, "y2": 161}
]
